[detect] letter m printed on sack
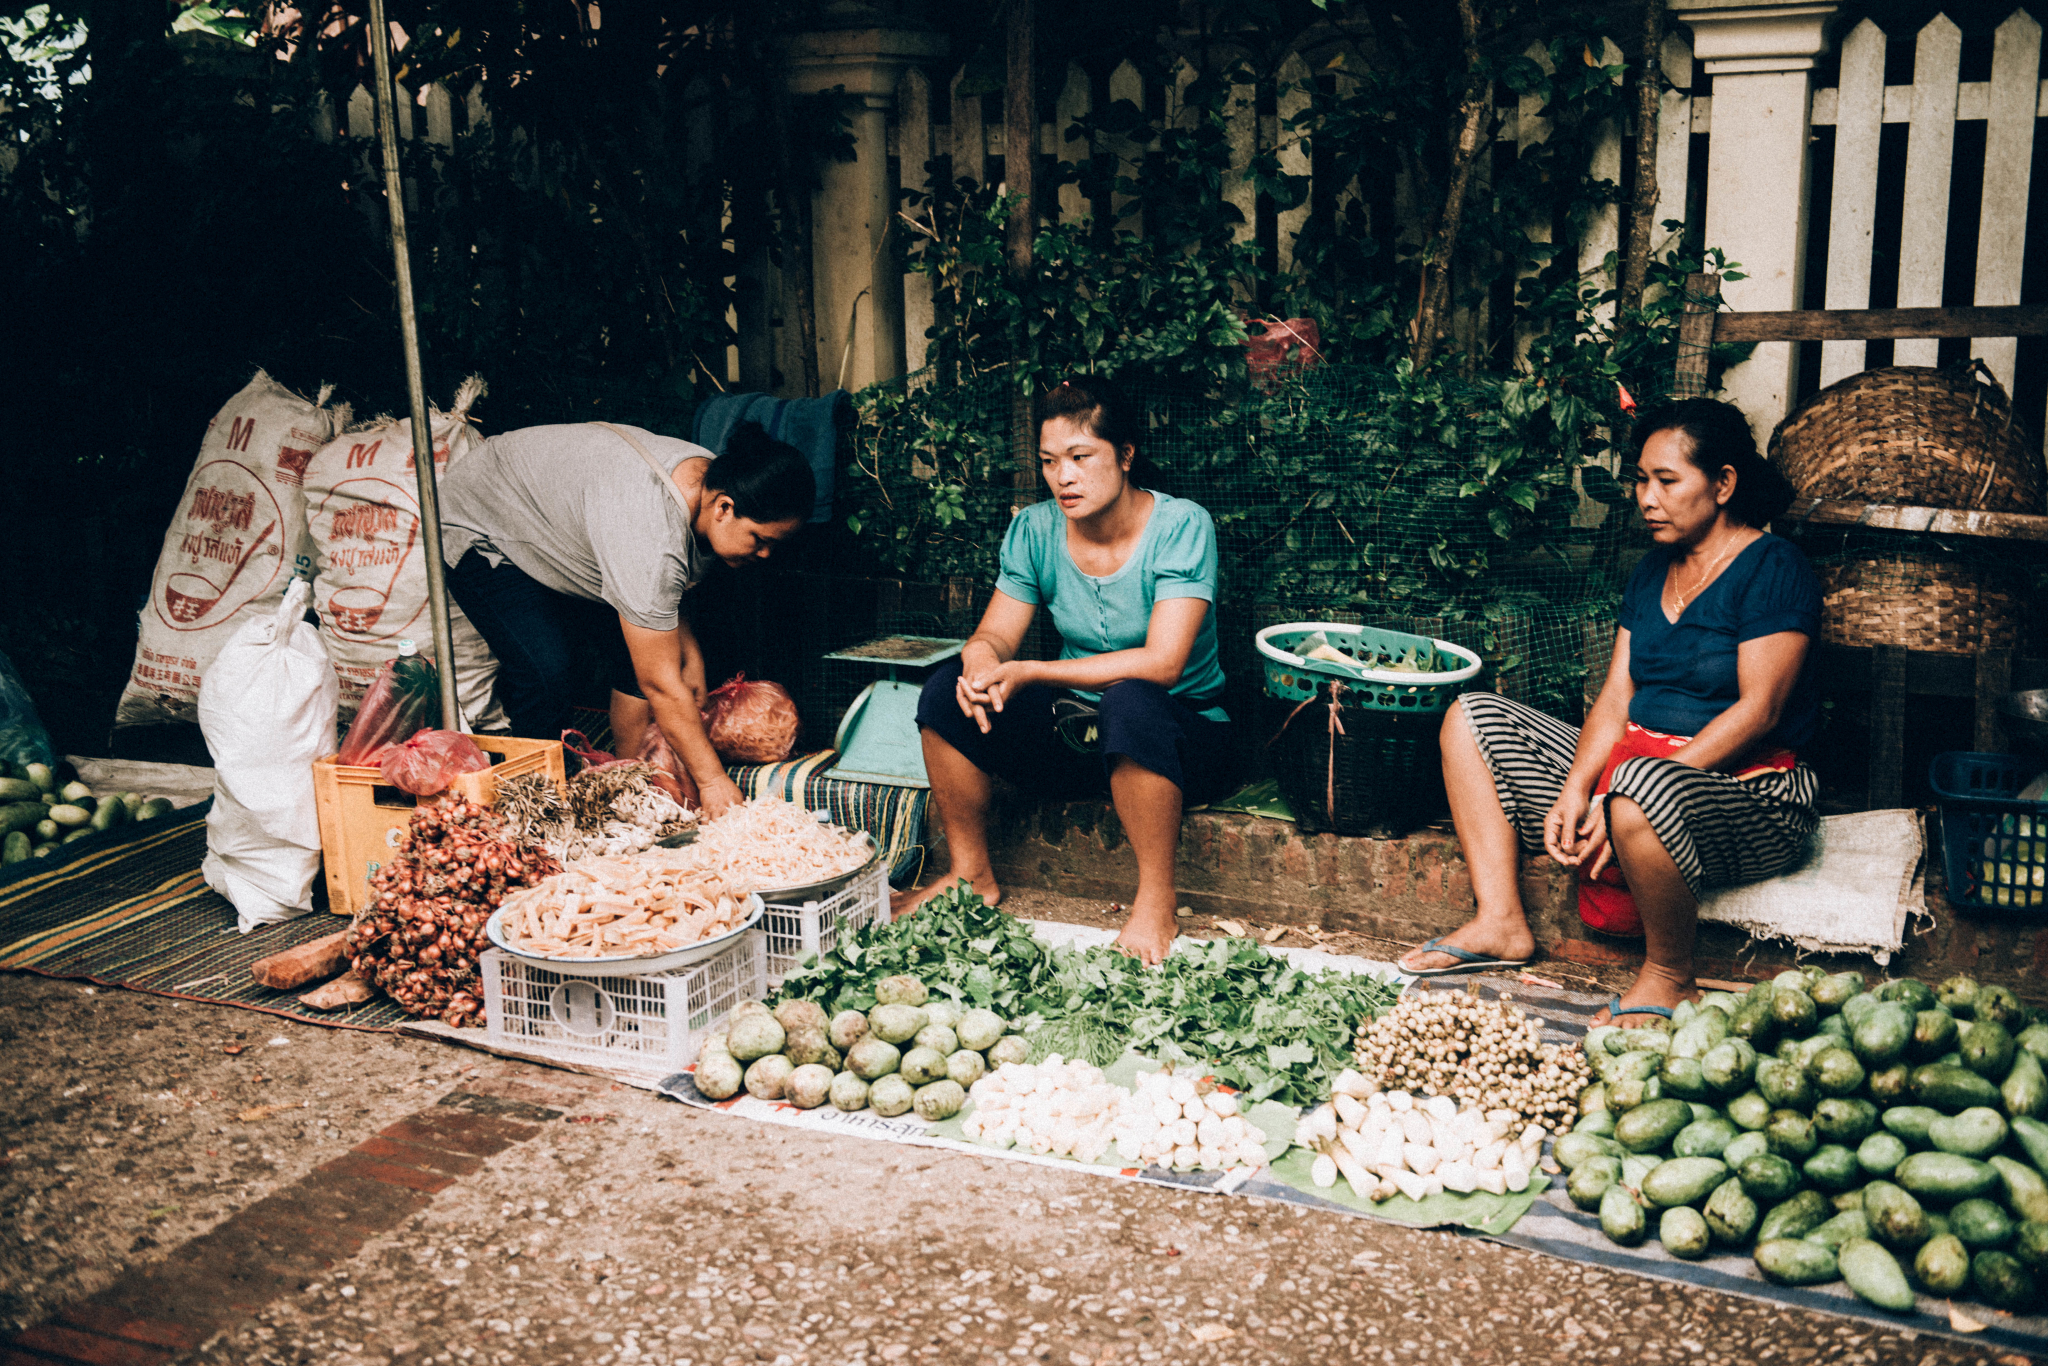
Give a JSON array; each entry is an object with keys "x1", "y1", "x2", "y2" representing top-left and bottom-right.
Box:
[
  {"x1": 347, "y1": 440, "x2": 382, "y2": 470},
  {"x1": 225, "y1": 414, "x2": 257, "y2": 452}
]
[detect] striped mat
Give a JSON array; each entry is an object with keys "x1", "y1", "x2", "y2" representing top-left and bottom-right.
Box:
[
  {"x1": 0, "y1": 804, "x2": 411, "y2": 1030},
  {"x1": 726, "y1": 750, "x2": 930, "y2": 886}
]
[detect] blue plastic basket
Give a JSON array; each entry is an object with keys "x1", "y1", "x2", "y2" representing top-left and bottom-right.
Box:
[
  {"x1": 1255, "y1": 622, "x2": 1482, "y2": 714},
  {"x1": 1929, "y1": 751, "x2": 2048, "y2": 912}
]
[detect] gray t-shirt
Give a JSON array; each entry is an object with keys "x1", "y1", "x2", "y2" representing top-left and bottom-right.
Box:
[{"x1": 440, "y1": 423, "x2": 713, "y2": 632}]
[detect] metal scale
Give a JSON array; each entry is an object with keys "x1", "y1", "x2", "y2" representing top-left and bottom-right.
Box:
[{"x1": 821, "y1": 635, "x2": 966, "y2": 787}]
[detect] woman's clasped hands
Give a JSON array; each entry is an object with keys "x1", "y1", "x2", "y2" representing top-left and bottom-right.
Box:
[{"x1": 1543, "y1": 788, "x2": 1615, "y2": 881}]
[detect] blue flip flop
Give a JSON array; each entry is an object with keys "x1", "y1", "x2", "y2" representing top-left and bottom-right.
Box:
[
  {"x1": 1603, "y1": 997, "x2": 1676, "y2": 1025},
  {"x1": 1402, "y1": 937, "x2": 1534, "y2": 978}
]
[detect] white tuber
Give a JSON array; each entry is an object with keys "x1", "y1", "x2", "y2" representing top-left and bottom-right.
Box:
[{"x1": 1311, "y1": 1153, "x2": 1339, "y2": 1188}]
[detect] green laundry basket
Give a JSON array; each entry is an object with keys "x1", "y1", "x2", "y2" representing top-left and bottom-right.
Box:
[{"x1": 1255, "y1": 622, "x2": 1482, "y2": 714}]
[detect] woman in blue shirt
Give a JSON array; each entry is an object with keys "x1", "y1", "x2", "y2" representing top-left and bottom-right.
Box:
[
  {"x1": 1399, "y1": 399, "x2": 1822, "y2": 1027},
  {"x1": 898, "y1": 377, "x2": 1234, "y2": 963}
]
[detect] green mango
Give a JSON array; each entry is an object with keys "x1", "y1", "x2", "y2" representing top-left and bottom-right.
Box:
[
  {"x1": 1914, "y1": 1233, "x2": 1973, "y2": 1295},
  {"x1": 1755, "y1": 1057, "x2": 1814, "y2": 1110},
  {"x1": 1603, "y1": 1050, "x2": 1663, "y2": 1087},
  {"x1": 1660, "y1": 1205, "x2": 1713, "y2": 1259},
  {"x1": 1725, "y1": 1090, "x2": 1772, "y2": 1132},
  {"x1": 1669, "y1": 1008, "x2": 1729, "y2": 1060},
  {"x1": 1608, "y1": 1074, "x2": 1663, "y2": 1111},
  {"x1": 1771, "y1": 969, "x2": 1811, "y2": 992},
  {"x1": 1811, "y1": 971, "x2": 1866, "y2": 1014},
  {"x1": 1574, "y1": 1107, "x2": 1619, "y2": 1139},
  {"x1": 1771, "y1": 986, "x2": 1818, "y2": 1033},
  {"x1": 1672, "y1": 1116, "x2": 1739, "y2": 1160},
  {"x1": 1738, "y1": 1152, "x2": 1801, "y2": 1203},
  {"x1": 1867, "y1": 1063, "x2": 1913, "y2": 1104},
  {"x1": 1862, "y1": 1181, "x2": 1931, "y2": 1250},
  {"x1": 1807, "y1": 1046, "x2": 1866, "y2": 1098},
  {"x1": 1658, "y1": 1054, "x2": 1710, "y2": 1100},
  {"x1": 1973, "y1": 984, "x2": 2026, "y2": 1031},
  {"x1": 1813, "y1": 1097, "x2": 1879, "y2": 1146},
  {"x1": 1554, "y1": 1131, "x2": 1625, "y2": 1172},
  {"x1": 1703, "y1": 1176, "x2": 1759, "y2": 1245},
  {"x1": 1850, "y1": 1001, "x2": 1914, "y2": 1068},
  {"x1": 2014, "y1": 1220, "x2": 2048, "y2": 1270},
  {"x1": 1936, "y1": 974, "x2": 1981, "y2": 1018},
  {"x1": 1972, "y1": 1249, "x2": 2041, "y2": 1312},
  {"x1": 1875, "y1": 978, "x2": 1937, "y2": 1012},
  {"x1": 1835, "y1": 1187, "x2": 1869, "y2": 1212},
  {"x1": 1817, "y1": 1014, "x2": 1849, "y2": 1041},
  {"x1": 1960, "y1": 1020, "x2": 2018, "y2": 1080},
  {"x1": 1600, "y1": 1182, "x2": 1649, "y2": 1245},
  {"x1": 1585, "y1": 1025, "x2": 1622, "y2": 1060},
  {"x1": 1641, "y1": 1157, "x2": 1730, "y2": 1209},
  {"x1": 1688, "y1": 1102, "x2": 1721, "y2": 1124},
  {"x1": 2016, "y1": 1023, "x2": 2048, "y2": 1064},
  {"x1": 1731, "y1": 991, "x2": 1779, "y2": 1045},
  {"x1": 1754, "y1": 1238, "x2": 1839, "y2": 1286},
  {"x1": 1895, "y1": 1152, "x2": 2000, "y2": 1205},
  {"x1": 1578, "y1": 1081, "x2": 1609, "y2": 1115},
  {"x1": 1841, "y1": 992, "x2": 1884, "y2": 1031},
  {"x1": 1911, "y1": 1063, "x2": 2002, "y2": 1113},
  {"x1": 1765, "y1": 1109, "x2": 1819, "y2": 1161},
  {"x1": 1989, "y1": 1155, "x2": 2048, "y2": 1225},
  {"x1": 1622, "y1": 1153, "x2": 1665, "y2": 1190},
  {"x1": 1926, "y1": 1106, "x2": 2008, "y2": 1159},
  {"x1": 1839, "y1": 1238, "x2": 1916, "y2": 1311},
  {"x1": 1722, "y1": 1130, "x2": 1770, "y2": 1170},
  {"x1": 1857, "y1": 1131, "x2": 1909, "y2": 1179},
  {"x1": 1568, "y1": 1155, "x2": 1624, "y2": 1210},
  {"x1": 2003, "y1": 1048, "x2": 2048, "y2": 1120},
  {"x1": 1757, "y1": 1189, "x2": 1834, "y2": 1242},
  {"x1": 2011, "y1": 1116, "x2": 2048, "y2": 1174},
  {"x1": 1949, "y1": 1197, "x2": 2015, "y2": 1250},
  {"x1": 1701, "y1": 1038, "x2": 1759, "y2": 1095},
  {"x1": 1882, "y1": 1105, "x2": 1942, "y2": 1148},
  {"x1": 1908, "y1": 1008, "x2": 1959, "y2": 1063},
  {"x1": 1699, "y1": 991, "x2": 1745, "y2": 1017},
  {"x1": 1803, "y1": 1144, "x2": 1862, "y2": 1193},
  {"x1": 1806, "y1": 1209, "x2": 1874, "y2": 1251}
]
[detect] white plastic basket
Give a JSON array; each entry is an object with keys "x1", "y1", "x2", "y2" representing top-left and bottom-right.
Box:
[
  {"x1": 480, "y1": 931, "x2": 765, "y2": 1079},
  {"x1": 759, "y1": 859, "x2": 889, "y2": 985}
]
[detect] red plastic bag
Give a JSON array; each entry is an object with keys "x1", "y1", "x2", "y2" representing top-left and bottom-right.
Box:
[
  {"x1": 380, "y1": 729, "x2": 491, "y2": 796},
  {"x1": 630, "y1": 724, "x2": 701, "y2": 810},
  {"x1": 702, "y1": 673, "x2": 799, "y2": 764},
  {"x1": 1242, "y1": 316, "x2": 1323, "y2": 389},
  {"x1": 337, "y1": 650, "x2": 438, "y2": 765}
]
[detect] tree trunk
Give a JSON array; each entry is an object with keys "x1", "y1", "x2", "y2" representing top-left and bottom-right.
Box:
[
  {"x1": 1006, "y1": 0, "x2": 1039, "y2": 507},
  {"x1": 1616, "y1": 0, "x2": 1668, "y2": 331},
  {"x1": 768, "y1": 79, "x2": 823, "y2": 398},
  {"x1": 1410, "y1": 0, "x2": 1489, "y2": 372}
]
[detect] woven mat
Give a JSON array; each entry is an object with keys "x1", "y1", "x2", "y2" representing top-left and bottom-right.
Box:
[{"x1": 0, "y1": 804, "x2": 409, "y2": 1029}]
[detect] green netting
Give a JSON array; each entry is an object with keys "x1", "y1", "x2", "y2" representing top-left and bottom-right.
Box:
[{"x1": 844, "y1": 362, "x2": 1642, "y2": 732}]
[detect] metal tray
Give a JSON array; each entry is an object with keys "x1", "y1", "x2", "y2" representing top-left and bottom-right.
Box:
[{"x1": 484, "y1": 893, "x2": 765, "y2": 977}]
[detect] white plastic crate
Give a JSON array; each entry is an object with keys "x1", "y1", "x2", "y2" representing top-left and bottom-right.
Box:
[
  {"x1": 480, "y1": 931, "x2": 765, "y2": 1079},
  {"x1": 760, "y1": 860, "x2": 889, "y2": 985}
]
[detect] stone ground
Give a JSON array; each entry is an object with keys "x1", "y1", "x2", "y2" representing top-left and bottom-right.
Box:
[{"x1": 0, "y1": 893, "x2": 2035, "y2": 1366}]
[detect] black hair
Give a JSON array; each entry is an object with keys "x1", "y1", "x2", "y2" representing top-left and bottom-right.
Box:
[
  {"x1": 1038, "y1": 375, "x2": 1159, "y2": 487},
  {"x1": 1631, "y1": 397, "x2": 1797, "y2": 527},
  {"x1": 704, "y1": 420, "x2": 815, "y2": 525}
]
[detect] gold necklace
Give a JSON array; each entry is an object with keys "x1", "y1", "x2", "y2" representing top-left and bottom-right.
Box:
[{"x1": 1671, "y1": 534, "x2": 1740, "y2": 612}]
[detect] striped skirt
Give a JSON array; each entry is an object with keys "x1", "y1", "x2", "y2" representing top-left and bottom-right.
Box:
[{"x1": 1459, "y1": 692, "x2": 1819, "y2": 898}]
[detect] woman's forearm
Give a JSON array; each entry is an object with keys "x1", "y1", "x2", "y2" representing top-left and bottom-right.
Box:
[
  {"x1": 1564, "y1": 689, "x2": 1632, "y2": 797},
  {"x1": 1028, "y1": 647, "x2": 1185, "y2": 691},
  {"x1": 645, "y1": 682, "x2": 726, "y2": 787},
  {"x1": 1674, "y1": 695, "x2": 1785, "y2": 772}
]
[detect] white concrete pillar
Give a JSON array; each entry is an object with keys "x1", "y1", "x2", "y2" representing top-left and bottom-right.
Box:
[
  {"x1": 786, "y1": 25, "x2": 947, "y2": 393},
  {"x1": 1675, "y1": 0, "x2": 1840, "y2": 444}
]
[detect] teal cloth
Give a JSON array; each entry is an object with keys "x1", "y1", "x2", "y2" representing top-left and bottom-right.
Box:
[{"x1": 993, "y1": 492, "x2": 1228, "y2": 721}]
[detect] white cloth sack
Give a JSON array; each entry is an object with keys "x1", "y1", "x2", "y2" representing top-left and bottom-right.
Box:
[
  {"x1": 1698, "y1": 809, "x2": 1929, "y2": 964},
  {"x1": 198, "y1": 578, "x2": 341, "y2": 933}
]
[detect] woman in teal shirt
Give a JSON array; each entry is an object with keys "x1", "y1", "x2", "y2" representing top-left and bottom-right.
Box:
[{"x1": 898, "y1": 377, "x2": 1234, "y2": 962}]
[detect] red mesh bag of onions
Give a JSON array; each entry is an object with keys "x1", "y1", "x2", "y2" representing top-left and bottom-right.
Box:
[{"x1": 701, "y1": 673, "x2": 800, "y2": 764}]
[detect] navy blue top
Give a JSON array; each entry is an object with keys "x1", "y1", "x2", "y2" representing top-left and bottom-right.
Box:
[{"x1": 1619, "y1": 533, "x2": 1823, "y2": 749}]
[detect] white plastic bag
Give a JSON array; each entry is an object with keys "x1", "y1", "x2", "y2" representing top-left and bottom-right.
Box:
[{"x1": 198, "y1": 577, "x2": 341, "y2": 933}]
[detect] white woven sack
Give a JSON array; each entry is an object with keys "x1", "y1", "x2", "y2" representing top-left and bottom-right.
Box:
[
  {"x1": 304, "y1": 377, "x2": 506, "y2": 730},
  {"x1": 116, "y1": 371, "x2": 344, "y2": 728}
]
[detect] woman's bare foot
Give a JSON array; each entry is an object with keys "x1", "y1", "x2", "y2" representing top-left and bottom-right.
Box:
[
  {"x1": 1114, "y1": 895, "x2": 1179, "y2": 965},
  {"x1": 1591, "y1": 961, "x2": 1701, "y2": 1028},
  {"x1": 1396, "y1": 915, "x2": 1536, "y2": 974},
  {"x1": 890, "y1": 872, "x2": 1002, "y2": 921}
]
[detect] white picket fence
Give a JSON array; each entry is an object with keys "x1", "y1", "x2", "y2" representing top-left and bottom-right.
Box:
[{"x1": 330, "y1": 9, "x2": 2048, "y2": 438}]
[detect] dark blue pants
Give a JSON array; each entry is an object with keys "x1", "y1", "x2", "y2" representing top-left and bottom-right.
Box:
[
  {"x1": 915, "y1": 657, "x2": 1235, "y2": 804},
  {"x1": 443, "y1": 549, "x2": 640, "y2": 742}
]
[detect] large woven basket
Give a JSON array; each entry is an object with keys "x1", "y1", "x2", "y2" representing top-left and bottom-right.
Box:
[
  {"x1": 1816, "y1": 553, "x2": 2025, "y2": 656},
  {"x1": 1770, "y1": 363, "x2": 2044, "y2": 514}
]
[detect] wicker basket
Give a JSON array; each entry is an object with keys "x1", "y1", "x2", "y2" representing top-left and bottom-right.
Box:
[
  {"x1": 1816, "y1": 553, "x2": 2025, "y2": 655},
  {"x1": 1770, "y1": 363, "x2": 2044, "y2": 514}
]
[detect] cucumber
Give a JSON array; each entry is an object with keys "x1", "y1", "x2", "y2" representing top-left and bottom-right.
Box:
[
  {"x1": 1568, "y1": 1155, "x2": 1623, "y2": 1211},
  {"x1": 1554, "y1": 1131, "x2": 1624, "y2": 1173},
  {"x1": 1839, "y1": 1238, "x2": 1916, "y2": 1310},
  {"x1": 1758, "y1": 1189, "x2": 1833, "y2": 1242},
  {"x1": 1804, "y1": 1144, "x2": 1861, "y2": 1193},
  {"x1": 136, "y1": 798, "x2": 174, "y2": 821},
  {"x1": 1851, "y1": 1001, "x2": 1914, "y2": 1068},
  {"x1": 1754, "y1": 1237, "x2": 1840, "y2": 1286},
  {"x1": 1704, "y1": 1176, "x2": 1759, "y2": 1245},
  {"x1": 1909, "y1": 1008, "x2": 1959, "y2": 1062},
  {"x1": 1574, "y1": 1107, "x2": 1618, "y2": 1139},
  {"x1": 1725, "y1": 1091, "x2": 1772, "y2": 1131},
  {"x1": 1949, "y1": 1197, "x2": 2014, "y2": 1250},
  {"x1": 1989, "y1": 1155, "x2": 2048, "y2": 1225},
  {"x1": 1960, "y1": 1020, "x2": 2017, "y2": 1080},
  {"x1": 1738, "y1": 1152, "x2": 1801, "y2": 1203},
  {"x1": 1616, "y1": 1098, "x2": 1693, "y2": 1153},
  {"x1": 1863, "y1": 1181, "x2": 1931, "y2": 1250},
  {"x1": 1858, "y1": 1131, "x2": 1909, "y2": 1179},
  {"x1": 1974, "y1": 985, "x2": 2027, "y2": 1030},
  {"x1": 1812, "y1": 1097, "x2": 1878, "y2": 1146},
  {"x1": 2003, "y1": 1048, "x2": 2048, "y2": 1120},
  {"x1": 23, "y1": 762, "x2": 53, "y2": 794},
  {"x1": 1765, "y1": 1109, "x2": 1819, "y2": 1160},
  {"x1": 89, "y1": 795, "x2": 126, "y2": 834},
  {"x1": 1658, "y1": 1054, "x2": 1709, "y2": 1100},
  {"x1": 1882, "y1": 1105, "x2": 1941, "y2": 1148},
  {"x1": 2012, "y1": 1116, "x2": 2048, "y2": 1174},
  {"x1": 56, "y1": 780, "x2": 92, "y2": 805},
  {"x1": 1876, "y1": 978, "x2": 1938, "y2": 1012},
  {"x1": 1641, "y1": 1156, "x2": 1729, "y2": 1209},
  {"x1": 1914, "y1": 1232, "x2": 1972, "y2": 1295},
  {"x1": 1673, "y1": 1116, "x2": 1739, "y2": 1160},
  {"x1": 2, "y1": 831, "x2": 28, "y2": 864},
  {"x1": 46, "y1": 803, "x2": 91, "y2": 828},
  {"x1": 1927, "y1": 1106, "x2": 2007, "y2": 1159},
  {"x1": 0, "y1": 802, "x2": 45, "y2": 837},
  {"x1": 1911, "y1": 1063, "x2": 2001, "y2": 1113},
  {"x1": 1807, "y1": 1208, "x2": 1874, "y2": 1251},
  {"x1": 1660, "y1": 1205, "x2": 1712, "y2": 1259},
  {"x1": 2016, "y1": 1220, "x2": 2048, "y2": 1270},
  {"x1": 0, "y1": 778, "x2": 40, "y2": 803},
  {"x1": 1807, "y1": 1046, "x2": 1866, "y2": 1097},
  {"x1": 1972, "y1": 1249, "x2": 2040, "y2": 1312},
  {"x1": 1894, "y1": 1151, "x2": 1999, "y2": 1204},
  {"x1": 1812, "y1": 971, "x2": 1865, "y2": 1013},
  {"x1": 1599, "y1": 1182, "x2": 1649, "y2": 1245},
  {"x1": 1937, "y1": 974, "x2": 1980, "y2": 1017}
]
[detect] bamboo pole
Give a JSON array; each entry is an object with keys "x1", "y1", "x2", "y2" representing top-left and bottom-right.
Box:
[{"x1": 366, "y1": 0, "x2": 460, "y2": 731}]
